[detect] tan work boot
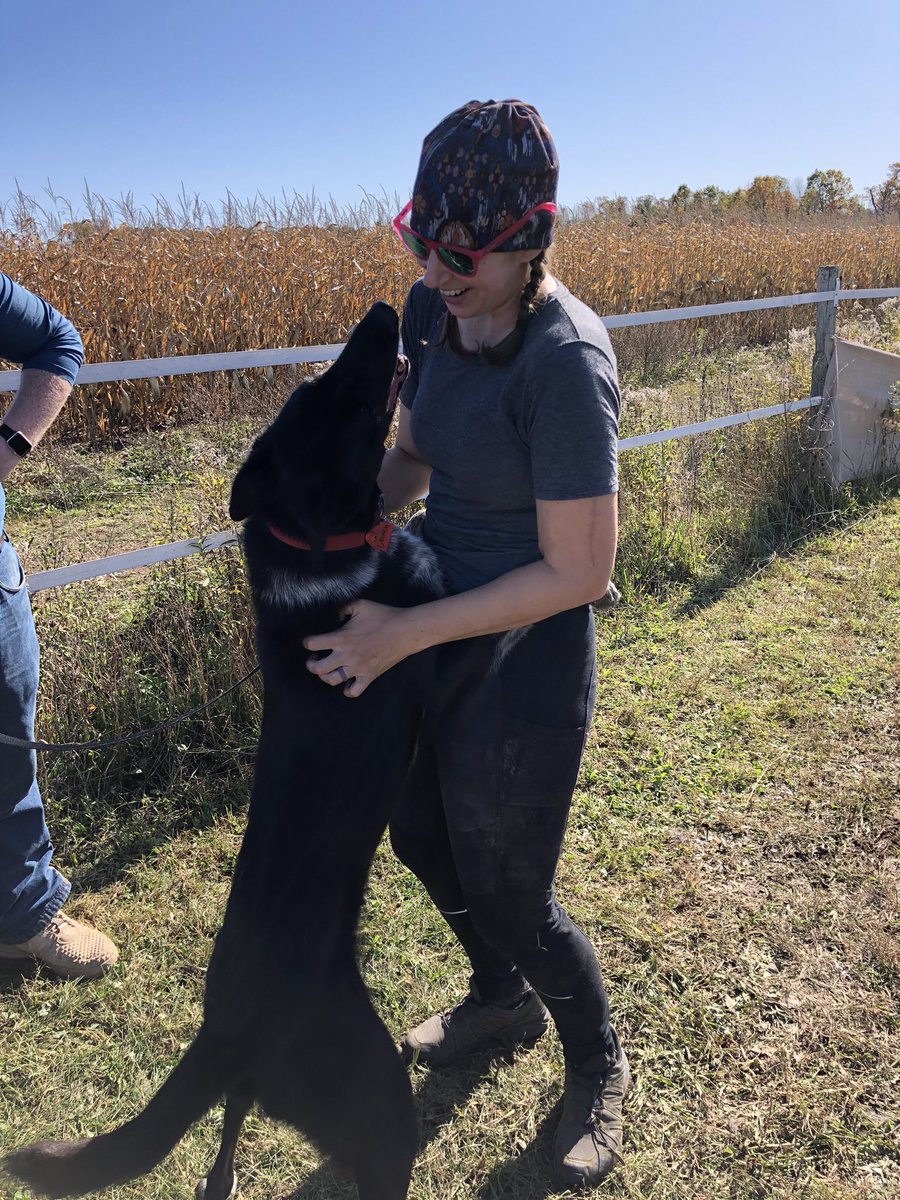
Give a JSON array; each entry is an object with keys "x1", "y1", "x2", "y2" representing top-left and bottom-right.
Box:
[
  {"x1": 401, "y1": 987, "x2": 549, "y2": 1066},
  {"x1": 0, "y1": 911, "x2": 118, "y2": 980},
  {"x1": 553, "y1": 1031, "x2": 631, "y2": 1189}
]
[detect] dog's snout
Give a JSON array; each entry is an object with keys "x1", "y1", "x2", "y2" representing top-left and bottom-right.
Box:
[{"x1": 387, "y1": 356, "x2": 409, "y2": 413}]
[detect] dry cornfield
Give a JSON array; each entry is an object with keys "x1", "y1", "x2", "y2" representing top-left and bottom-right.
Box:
[{"x1": 2, "y1": 216, "x2": 900, "y2": 440}]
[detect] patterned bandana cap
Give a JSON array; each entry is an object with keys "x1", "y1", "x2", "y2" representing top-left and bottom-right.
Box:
[{"x1": 410, "y1": 99, "x2": 558, "y2": 254}]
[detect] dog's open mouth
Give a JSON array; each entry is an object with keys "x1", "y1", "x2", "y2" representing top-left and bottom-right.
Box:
[{"x1": 387, "y1": 355, "x2": 409, "y2": 416}]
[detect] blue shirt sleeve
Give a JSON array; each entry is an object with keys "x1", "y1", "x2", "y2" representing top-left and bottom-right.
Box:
[{"x1": 0, "y1": 271, "x2": 84, "y2": 385}]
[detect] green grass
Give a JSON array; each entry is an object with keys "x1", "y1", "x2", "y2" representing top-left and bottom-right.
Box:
[
  {"x1": 2, "y1": 496, "x2": 898, "y2": 1200},
  {"x1": 1, "y1": 325, "x2": 898, "y2": 1199}
]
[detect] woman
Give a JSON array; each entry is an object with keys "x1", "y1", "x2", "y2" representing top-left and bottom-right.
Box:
[{"x1": 304, "y1": 99, "x2": 628, "y2": 1188}]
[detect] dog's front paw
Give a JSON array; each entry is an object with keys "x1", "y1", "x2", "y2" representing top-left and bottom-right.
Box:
[{"x1": 195, "y1": 1171, "x2": 239, "y2": 1200}]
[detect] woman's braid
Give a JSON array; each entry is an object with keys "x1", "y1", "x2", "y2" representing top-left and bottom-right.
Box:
[
  {"x1": 481, "y1": 250, "x2": 547, "y2": 365},
  {"x1": 519, "y1": 252, "x2": 548, "y2": 325}
]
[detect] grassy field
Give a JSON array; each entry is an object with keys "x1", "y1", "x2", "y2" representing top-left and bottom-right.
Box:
[
  {"x1": 0, "y1": 283, "x2": 898, "y2": 1197},
  {"x1": 1, "y1": 484, "x2": 897, "y2": 1199}
]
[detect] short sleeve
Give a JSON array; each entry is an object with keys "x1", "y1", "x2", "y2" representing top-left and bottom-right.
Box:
[
  {"x1": 0, "y1": 272, "x2": 84, "y2": 383},
  {"x1": 524, "y1": 340, "x2": 620, "y2": 500}
]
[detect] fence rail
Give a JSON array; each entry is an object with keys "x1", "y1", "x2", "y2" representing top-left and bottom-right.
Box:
[
  {"x1": 617, "y1": 396, "x2": 820, "y2": 450},
  {"x1": 9, "y1": 280, "x2": 900, "y2": 592},
  {"x1": 26, "y1": 393, "x2": 825, "y2": 593}
]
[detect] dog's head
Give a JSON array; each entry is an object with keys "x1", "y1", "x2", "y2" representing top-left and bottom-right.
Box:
[{"x1": 230, "y1": 302, "x2": 405, "y2": 536}]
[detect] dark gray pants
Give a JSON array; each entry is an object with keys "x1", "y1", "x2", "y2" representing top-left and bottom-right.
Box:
[{"x1": 390, "y1": 605, "x2": 615, "y2": 1071}]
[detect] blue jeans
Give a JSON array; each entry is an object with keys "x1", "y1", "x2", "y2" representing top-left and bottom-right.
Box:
[{"x1": 0, "y1": 531, "x2": 70, "y2": 942}]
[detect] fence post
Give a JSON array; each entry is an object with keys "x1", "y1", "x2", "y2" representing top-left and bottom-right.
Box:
[{"x1": 811, "y1": 265, "x2": 840, "y2": 398}]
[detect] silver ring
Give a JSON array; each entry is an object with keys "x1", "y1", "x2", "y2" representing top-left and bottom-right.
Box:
[{"x1": 336, "y1": 666, "x2": 349, "y2": 683}]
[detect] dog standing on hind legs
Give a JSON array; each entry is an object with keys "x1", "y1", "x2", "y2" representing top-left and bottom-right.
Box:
[{"x1": 5, "y1": 301, "x2": 502, "y2": 1200}]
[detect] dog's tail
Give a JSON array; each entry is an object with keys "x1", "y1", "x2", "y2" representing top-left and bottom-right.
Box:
[{"x1": 5, "y1": 1027, "x2": 236, "y2": 1197}]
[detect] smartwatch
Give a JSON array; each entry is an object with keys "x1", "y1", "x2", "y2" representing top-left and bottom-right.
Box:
[{"x1": 0, "y1": 423, "x2": 33, "y2": 458}]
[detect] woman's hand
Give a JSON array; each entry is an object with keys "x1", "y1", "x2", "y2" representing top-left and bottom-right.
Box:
[{"x1": 303, "y1": 601, "x2": 418, "y2": 698}]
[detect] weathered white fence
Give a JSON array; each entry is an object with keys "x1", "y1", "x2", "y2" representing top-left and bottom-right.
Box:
[{"x1": 5, "y1": 271, "x2": 898, "y2": 593}]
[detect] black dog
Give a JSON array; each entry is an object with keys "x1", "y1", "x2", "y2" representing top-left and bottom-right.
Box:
[{"x1": 6, "y1": 302, "x2": 500, "y2": 1200}]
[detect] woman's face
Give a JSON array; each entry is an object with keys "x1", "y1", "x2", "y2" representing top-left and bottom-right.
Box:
[{"x1": 419, "y1": 246, "x2": 537, "y2": 323}]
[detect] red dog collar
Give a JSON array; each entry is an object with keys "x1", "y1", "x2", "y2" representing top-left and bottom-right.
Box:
[{"x1": 266, "y1": 519, "x2": 395, "y2": 554}]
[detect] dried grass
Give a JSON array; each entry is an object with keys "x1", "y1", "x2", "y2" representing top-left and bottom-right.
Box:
[{"x1": 3, "y1": 213, "x2": 899, "y2": 440}]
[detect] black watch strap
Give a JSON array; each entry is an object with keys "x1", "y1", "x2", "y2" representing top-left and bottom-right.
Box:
[{"x1": 0, "y1": 423, "x2": 33, "y2": 458}]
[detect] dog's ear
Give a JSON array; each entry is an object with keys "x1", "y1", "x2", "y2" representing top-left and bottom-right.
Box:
[{"x1": 229, "y1": 433, "x2": 272, "y2": 520}]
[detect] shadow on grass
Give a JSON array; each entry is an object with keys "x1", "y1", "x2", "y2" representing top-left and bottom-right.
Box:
[
  {"x1": 53, "y1": 764, "x2": 252, "y2": 892},
  {"x1": 475, "y1": 1103, "x2": 564, "y2": 1200},
  {"x1": 673, "y1": 478, "x2": 899, "y2": 618},
  {"x1": 0, "y1": 958, "x2": 41, "y2": 991}
]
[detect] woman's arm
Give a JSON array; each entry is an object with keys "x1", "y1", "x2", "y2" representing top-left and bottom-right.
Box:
[
  {"x1": 378, "y1": 406, "x2": 432, "y2": 514},
  {"x1": 401, "y1": 491, "x2": 617, "y2": 642},
  {"x1": 304, "y1": 491, "x2": 617, "y2": 696}
]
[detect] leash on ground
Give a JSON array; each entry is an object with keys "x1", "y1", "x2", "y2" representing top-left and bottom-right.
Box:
[{"x1": 0, "y1": 664, "x2": 261, "y2": 753}]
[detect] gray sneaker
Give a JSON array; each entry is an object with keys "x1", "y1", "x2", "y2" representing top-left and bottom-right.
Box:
[
  {"x1": 592, "y1": 581, "x2": 621, "y2": 611},
  {"x1": 401, "y1": 988, "x2": 549, "y2": 1066},
  {"x1": 553, "y1": 1031, "x2": 631, "y2": 1189}
]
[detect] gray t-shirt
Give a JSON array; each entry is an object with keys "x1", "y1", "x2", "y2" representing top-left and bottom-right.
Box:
[{"x1": 400, "y1": 279, "x2": 620, "y2": 594}]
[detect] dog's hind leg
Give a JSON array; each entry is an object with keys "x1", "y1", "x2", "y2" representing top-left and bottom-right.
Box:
[
  {"x1": 315, "y1": 998, "x2": 417, "y2": 1200},
  {"x1": 195, "y1": 1086, "x2": 252, "y2": 1200}
]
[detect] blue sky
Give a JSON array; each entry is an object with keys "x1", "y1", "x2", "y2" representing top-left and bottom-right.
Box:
[{"x1": 4, "y1": 0, "x2": 898, "y2": 220}]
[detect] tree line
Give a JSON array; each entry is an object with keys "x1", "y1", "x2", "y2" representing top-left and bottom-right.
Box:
[{"x1": 564, "y1": 163, "x2": 900, "y2": 222}]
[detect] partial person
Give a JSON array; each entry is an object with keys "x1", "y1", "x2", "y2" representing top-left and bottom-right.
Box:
[
  {"x1": 0, "y1": 270, "x2": 118, "y2": 979},
  {"x1": 303, "y1": 101, "x2": 629, "y2": 1188}
]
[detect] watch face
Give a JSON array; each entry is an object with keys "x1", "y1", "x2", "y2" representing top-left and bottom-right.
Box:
[{"x1": 4, "y1": 429, "x2": 32, "y2": 457}]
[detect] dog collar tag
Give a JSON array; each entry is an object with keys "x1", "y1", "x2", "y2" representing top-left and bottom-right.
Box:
[{"x1": 365, "y1": 521, "x2": 395, "y2": 553}]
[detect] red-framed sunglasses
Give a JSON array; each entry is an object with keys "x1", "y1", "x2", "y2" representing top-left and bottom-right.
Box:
[{"x1": 392, "y1": 200, "x2": 557, "y2": 278}]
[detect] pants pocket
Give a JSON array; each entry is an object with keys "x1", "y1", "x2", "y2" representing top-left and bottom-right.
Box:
[
  {"x1": 498, "y1": 717, "x2": 586, "y2": 891},
  {"x1": 0, "y1": 535, "x2": 27, "y2": 595}
]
